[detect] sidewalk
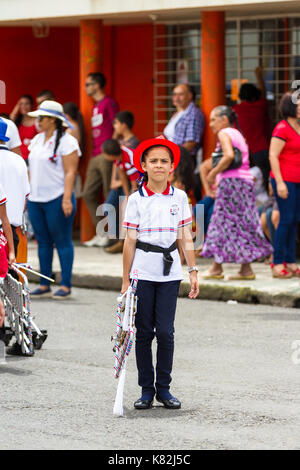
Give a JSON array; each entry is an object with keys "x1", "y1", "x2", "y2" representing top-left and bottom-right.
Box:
[{"x1": 27, "y1": 241, "x2": 300, "y2": 308}]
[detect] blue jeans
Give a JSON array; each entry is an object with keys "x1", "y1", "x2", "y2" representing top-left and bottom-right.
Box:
[
  {"x1": 28, "y1": 193, "x2": 76, "y2": 288},
  {"x1": 194, "y1": 196, "x2": 215, "y2": 237},
  {"x1": 104, "y1": 187, "x2": 124, "y2": 238},
  {"x1": 271, "y1": 179, "x2": 300, "y2": 264}
]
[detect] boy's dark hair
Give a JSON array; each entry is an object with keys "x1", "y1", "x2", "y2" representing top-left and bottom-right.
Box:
[
  {"x1": 115, "y1": 111, "x2": 134, "y2": 130},
  {"x1": 102, "y1": 139, "x2": 121, "y2": 156},
  {"x1": 37, "y1": 89, "x2": 55, "y2": 100},
  {"x1": 239, "y1": 83, "x2": 261, "y2": 102},
  {"x1": 279, "y1": 92, "x2": 297, "y2": 119},
  {"x1": 88, "y1": 72, "x2": 106, "y2": 89}
]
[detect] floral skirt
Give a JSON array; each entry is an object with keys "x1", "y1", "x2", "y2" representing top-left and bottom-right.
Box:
[{"x1": 202, "y1": 178, "x2": 273, "y2": 264}]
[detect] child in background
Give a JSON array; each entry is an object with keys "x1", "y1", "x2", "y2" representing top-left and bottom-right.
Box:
[
  {"x1": 102, "y1": 112, "x2": 140, "y2": 253},
  {"x1": 102, "y1": 139, "x2": 140, "y2": 252},
  {"x1": 113, "y1": 111, "x2": 140, "y2": 150}
]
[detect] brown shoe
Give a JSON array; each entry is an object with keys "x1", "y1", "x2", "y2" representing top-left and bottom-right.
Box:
[{"x1": 105, "y1": 240, "x2": 124, "y2": 254}]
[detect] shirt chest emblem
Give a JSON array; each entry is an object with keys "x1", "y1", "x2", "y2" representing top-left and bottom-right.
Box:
[{"x1": 170, "y1": 203, "x2": 180, "y2": 216}]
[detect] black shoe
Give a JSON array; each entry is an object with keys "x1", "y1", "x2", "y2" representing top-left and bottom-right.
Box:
[
  {"x1": 6, "y1": 342, "x2": 34, "y2": 357},
  {"x1": 134, "y1": 398, "x2": 153, "y2": 410},
  {"x1": 156, "y1": 395, "x2": 181, "y2": 409},
  {"x1": 32, "y1": 330, "x2": 48, "y2": 350}
]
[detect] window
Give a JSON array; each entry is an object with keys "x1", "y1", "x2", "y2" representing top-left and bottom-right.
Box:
[{"x1": 154, "y1": 16, "x2": 300, "y2": 133}]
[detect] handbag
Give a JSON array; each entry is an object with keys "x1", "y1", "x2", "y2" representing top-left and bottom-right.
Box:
[{"x1": 211, "y1": 147, "x2": 242, "y2": 171}]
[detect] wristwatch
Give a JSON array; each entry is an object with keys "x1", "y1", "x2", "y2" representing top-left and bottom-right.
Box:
[{"x1": 188, "y1": 266, "x2": 199, "y2": 273}]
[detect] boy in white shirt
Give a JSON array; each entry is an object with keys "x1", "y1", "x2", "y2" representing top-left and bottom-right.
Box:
[{"x1": 122, "y1": 137, "x2": 199, "y2": 410}]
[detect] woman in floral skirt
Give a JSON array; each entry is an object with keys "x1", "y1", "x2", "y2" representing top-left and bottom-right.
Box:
[{"x1": 201, "y1": 105, "x2": 273, "y2": 280}]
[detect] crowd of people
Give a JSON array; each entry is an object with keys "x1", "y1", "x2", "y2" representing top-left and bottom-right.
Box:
[{"x1": 0, "y1": 66, "x2": 299, "y2": 308}]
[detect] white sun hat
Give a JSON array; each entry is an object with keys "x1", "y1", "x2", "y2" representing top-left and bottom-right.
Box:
[{"x1": 28, "y1": 100, "x2": 74, "y2": 128}]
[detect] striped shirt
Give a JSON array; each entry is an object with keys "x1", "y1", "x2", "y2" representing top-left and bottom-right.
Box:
[{"x1": 116, "y1": 146, "x2": 140, "y2": 182}]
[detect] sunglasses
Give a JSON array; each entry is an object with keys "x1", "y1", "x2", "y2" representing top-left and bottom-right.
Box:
[
  {"x1": 38, "y1": 116, "x2": 47, "y2": 122},
  {"x1": 85, "y1": 82, "x2": 95, "y2": 87}
]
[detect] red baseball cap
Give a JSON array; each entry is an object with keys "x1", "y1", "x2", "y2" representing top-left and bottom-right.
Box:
[{"x1": 133, "y1": 136, "x2": 181, "y2": 174}]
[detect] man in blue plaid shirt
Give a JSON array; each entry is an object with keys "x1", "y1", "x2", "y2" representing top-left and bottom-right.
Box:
[{"x1": 164, "y1": 83, "x2": 205, "y2": 161}]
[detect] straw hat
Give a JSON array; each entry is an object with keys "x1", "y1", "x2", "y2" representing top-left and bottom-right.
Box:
[{"x1": 28, "y1": 100, "x2": 73, "y2": 128}]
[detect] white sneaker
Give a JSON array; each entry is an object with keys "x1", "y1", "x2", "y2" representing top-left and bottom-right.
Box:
[{"x1": 83, "y1": 234, "x2": 109, "y2": 247}]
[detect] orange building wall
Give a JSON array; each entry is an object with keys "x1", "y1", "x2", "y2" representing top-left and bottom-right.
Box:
[
  {"x1": 0, "y1": 27, "x2": 80, "y2": 112},
  {"x1": 0, "y1": 24, "x2": 154, "y2": 140},
  {"x1": 110, "y1": 24, "x2": 154, "y2": 140}
]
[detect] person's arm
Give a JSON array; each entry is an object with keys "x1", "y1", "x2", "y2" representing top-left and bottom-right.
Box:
[
  {"x1": 0, "y1": 204, "x2": 15, "y2": 265},
  {"x1": 207, "y1": 131, "x2": 234, "y2": 185},
  {"x1": 121, "y1": 229, "x2": 137, "y2": 293},
  {"x1": 110, "y1": 163, "x2": 122, "y2": 190},
  {"x1": 200, "y1": 158, "x2": 215, "y2": 197},
  {"x1": 119, "y1": 167, "x2": 131, "y2": 198},
  {"x1": 0, "y1": 299, "x2": 5, "y2": 328},
  {"x1": 9, "y1": 100, "x2": 21, "y2": 122},
  {"x1": 183, "y1": 141, "x2": 196, "y2": 153},
  {"x1": 255, "y1": 66, "x2": 266, "y2": 100},
  {"x1": 62, "y1": 150, "x2": 79, "y2": 216},
  {"x1": 269, "y1": 137, "x2": 288, "y2": 199},
  {"x1": 182, "y1": 108, "x2": 204, "y2": 154},
  {"x1": 11, "y1": 147, "x2": 22, "y2": 156},
  {"x1": 177, "y1": 225, "x2": 199, "y2": 299}
]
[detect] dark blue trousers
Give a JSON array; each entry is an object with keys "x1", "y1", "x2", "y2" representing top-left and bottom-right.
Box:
[
  {"x1": 28, "y1": 193, "x2": 76, "y2": 288},
  {"x1": 271, "y1": 179, "x2": 300, "y2": 264},
  {"x1": 135, "y1": 279, "x2": 181, "y2": 399}
]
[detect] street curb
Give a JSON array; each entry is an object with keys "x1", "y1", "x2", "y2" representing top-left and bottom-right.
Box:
[{"x1": 27, "y1": 271, "x2": 300, "y2": 308}]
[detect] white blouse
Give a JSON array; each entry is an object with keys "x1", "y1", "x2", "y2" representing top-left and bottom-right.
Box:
[{"x1": 28, "y1": 131, "x2": 81, "y2": 203}]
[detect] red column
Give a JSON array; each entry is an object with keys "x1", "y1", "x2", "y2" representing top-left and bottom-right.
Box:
[
  {"x1": 201, "y1": 12, "x2": 225, "y2": 159},
  {"x1": 79, "y1": 19, "x2": 103, "y2": 243}
]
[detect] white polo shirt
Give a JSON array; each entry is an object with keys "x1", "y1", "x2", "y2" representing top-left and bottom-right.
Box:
[
  {"x1": 0, "y1": 182, "x2": 7, "y2": 207},
  {"x1": 0, "y1": 146, "x2": 30, "y2": 226},
  {"x1": 1, "y1": 117, "x2": 22, "y2": 150},
  {"x1": 123, "y1": 183, "x2": 192, "y2": 282},
  {"x1": 28, "y1": 131, "x2": 81, "y2": 203}
]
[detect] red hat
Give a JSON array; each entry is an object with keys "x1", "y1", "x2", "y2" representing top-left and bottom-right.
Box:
[{"x1": 133, "y1": 136, "x2": 181, "y2": 174}]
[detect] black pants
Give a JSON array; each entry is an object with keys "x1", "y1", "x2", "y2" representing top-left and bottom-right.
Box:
[{"x1": 135, "y1": 279, "x2": 180, "y2": 398}]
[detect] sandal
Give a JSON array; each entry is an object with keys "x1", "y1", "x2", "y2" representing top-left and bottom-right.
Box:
[
  {"x1": 283, "y1": 263, "x2": 300, "y2": 277},
  {"x1": 200, "y1": 271, "x2": 224, "y2": 280},
  {"x1": 270, "y1": 263, "x2": 293, "y2": 279},
  {"x1": 227, "y1": 273, "x2": 256, "y2": 280}
]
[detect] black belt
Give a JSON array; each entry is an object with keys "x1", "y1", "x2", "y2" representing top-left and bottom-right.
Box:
[{"x1": 136, "y1": 240, "x2": 178, "y2": 276}]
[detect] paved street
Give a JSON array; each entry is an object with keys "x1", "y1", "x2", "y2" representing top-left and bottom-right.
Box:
[
  {"x1": 1, "y1": 287, "x2": 300, "y2": 450},
  {"x1": 27, "y1": 242, "x2": 300, "y2": 307}
]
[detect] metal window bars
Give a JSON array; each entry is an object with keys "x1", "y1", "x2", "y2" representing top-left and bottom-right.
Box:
[{"x1": 154, "y1": 15, "x2": 300, "y2": 132}]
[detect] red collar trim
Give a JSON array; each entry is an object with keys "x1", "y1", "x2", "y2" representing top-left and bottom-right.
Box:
[{"x1": 143, "y1": 182, "x2": 171, "y2": 196}]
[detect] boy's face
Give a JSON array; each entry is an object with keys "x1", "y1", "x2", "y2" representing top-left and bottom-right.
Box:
[
  {"x1": 141, "y1": 147, "x2": 174, "y2": 182},
  {"x1": 113, "y1": 119, "x2": 126, "y2": 136}
]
